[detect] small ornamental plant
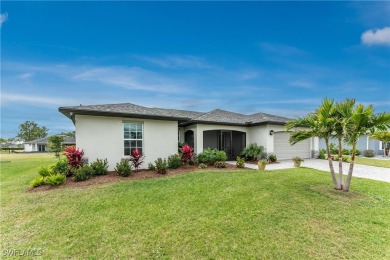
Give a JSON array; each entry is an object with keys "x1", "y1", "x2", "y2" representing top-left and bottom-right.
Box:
[
  {"x1": 180, "y1": 144, "x2": 193, "y2": 165},
  {"x1": 257, "y1": 159, "x2": 269, "y2": 170},
  {"x1": 292, "y1": 157, "x2": 304, "y2": 167},
  {"x1": 64, "y1": 146, "x2": 84, "y2": 169},
  {"x1": 236, "y1": 156, "x2": 245, "y2": 168},
  {"x1": 130, "y1": 149, "x2": 144, "y2": 170}
]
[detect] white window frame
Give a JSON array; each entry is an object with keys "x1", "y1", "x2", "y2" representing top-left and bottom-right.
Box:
[{"x1": 123, "y1": 122, "x2": 144, "y2": 156}]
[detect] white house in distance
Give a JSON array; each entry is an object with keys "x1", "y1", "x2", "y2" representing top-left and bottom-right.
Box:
[
  {"x1": 59, "y1": 103, "x2": 319, "y2": 170},
  {"x1": 319, "y1": 136, "x2": 389, "y2": 156},
  {"x1": 24, "y1": 135, "x2": 76, "y2": 152}
]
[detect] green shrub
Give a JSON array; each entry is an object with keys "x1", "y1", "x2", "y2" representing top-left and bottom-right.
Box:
[
  {"x1": 329, "y1": 143, "x2": 338, "y2": 154},
  {"x1": 260, "y1": 152, "x2": 268, "y2": 159},
  {"x1": 38, "y1": 166, "x2": 54, "y2": 177},
  {"x1": 168, "y1": 154, "x2": 182, "y2": 169},
  {"x1": 155, "y1": 158, "x2": 168, "y2": 174},
  {"x1": 268, "y1": 154, "x2": 277, "y2": 163},
  {"x1": 363, "y1": 150, "x2": 375, "y2": 158},
  {"x1": 236, "y1": 156, "x2": 245, "y2": 168},
  {"x1": 148, "y1": 162, "x2": 156, "y2": 170},
  {"x1": 198, "y1": 148, "x2": 227, "y2": 164},
  {"x1": 30, "y1": 176, "x2": 47, "y2": 188},
  {"x1": 115, "y1": 159, "x2": 132, "y2": 177},
  {"x1": 198, "y1": 163, "x2": 207, "y2": 169},
  {"x1": 46, "y1": 174, "x2": 66, "y2": 186},
  {"x1": 355, "y1": 149, "x2": 361, "y2": 156},
  {"x1": 240, "y1": 143, "x2": 264, "y2": 161},
  {"x1": 73, "y1": 165, "x2": 94, "y2": 181},
  {"x1": 90, "y1": 158, "x2": 109, "y2": 176},
  {"x1": 334, "y1": 156, "x2": 350, "y2": 162},
  {"x1": 342, "y1": 149, "x2": 350, "y2": 155},
  {"x1": 189, "y1": 154, "x2": 197, "y2": 165},
  {"x1": 214, "y1": 161, "x2": 226, "y2": 168},
  {"x1": 51, "y1": 159, "x2": 69, "y2": 175},
  {"x1": 318, "y1": 149, "x2": 326, "y2": 159}
]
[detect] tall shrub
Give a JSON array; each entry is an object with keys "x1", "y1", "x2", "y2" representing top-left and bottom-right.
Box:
[
  {"x1": 180, "y1": 144, "x2": 193, "y2": 164},
  {"x1": 64, "y1": 146, "x2": 84, "y2": 169},
  {"x1": 240, "y1": 143, "x2": 264, "y2": 161}
]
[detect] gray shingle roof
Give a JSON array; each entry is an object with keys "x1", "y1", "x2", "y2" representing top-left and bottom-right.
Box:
[
  {"x1": 25, "y1": 136, "x2": 76, "y2": 145},
  {"x1": 59, "y1": 103, "x2": 290, "y2": 126}
]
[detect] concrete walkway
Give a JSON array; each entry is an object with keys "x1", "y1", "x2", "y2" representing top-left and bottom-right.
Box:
[{"x1": 227, "y1": 159, "x2": 390, "y2": 183}]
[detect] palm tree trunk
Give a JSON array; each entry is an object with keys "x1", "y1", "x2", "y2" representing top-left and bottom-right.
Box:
[
  {"x1": 325, "y1": 139, "x2": 340, "y2": 189},
  {"x1": 338, "y1": 137, "x2": 344, "y2": 189},
  {"x1": 343, "y1": 143, "x2": 356, "y2": 192}
]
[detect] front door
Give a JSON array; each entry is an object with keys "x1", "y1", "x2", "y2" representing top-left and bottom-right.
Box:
[{"x1": 218, "y1": 131, "x2": 232, "y2": 160}]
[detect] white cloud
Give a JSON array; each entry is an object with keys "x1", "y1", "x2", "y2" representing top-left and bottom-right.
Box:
[
  {"x1": 361, "y1": 27, "x2": 390, "y2": 46},
  {"x1": 254, "y1": 99, "x2": 320, "y2": 105},
  {"x1": 1, "y1": 93, "x2": 73, "y2": 106},
  {"x1": 18, "y1": 73, "x2": 34, "y2": 79},
  {"x1": 289, "y1": 80, "x2": 315, "y2": 89},
  {"x1": 259, "y1": 42, "x2": 307, "y2": 56},
  {"x1": 135, "y1": 55, "x2": 212, "y2": 69},
  {"x1": 73, "y1": 66, "x2": 185, "y2": 93},
  {"x1": 0, "y1": 12, "x2": 8, "y2": 27}
]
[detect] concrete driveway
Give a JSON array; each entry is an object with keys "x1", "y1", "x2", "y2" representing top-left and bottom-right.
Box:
[{"x1": 228, "y1": 159, "x2": 390, "y2": 183}]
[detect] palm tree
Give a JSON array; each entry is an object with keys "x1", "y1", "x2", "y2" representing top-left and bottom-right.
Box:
[
  {"x1": 370, "y1": 131, "x2": 390, "y2": 157},
  {"x1": 287, "y1": 98, "x2": 341, "y2": 189},
  {"x1": 332, "y1": 99, "x2": 355, "y2": 189},
  {"x1": 343, "y1": 105, "x2": 390, "y2": 191}
]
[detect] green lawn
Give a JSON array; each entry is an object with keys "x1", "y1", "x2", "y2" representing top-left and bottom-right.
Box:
[
  {"x1": 1, "y1": 154, "x2": 389, "y2": 259},
  {"x1": 354, "y1": 157, "x2": 390, "y2": 168}
]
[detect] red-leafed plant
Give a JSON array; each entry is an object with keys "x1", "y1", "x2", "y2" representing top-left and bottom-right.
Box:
[
  {"x1": 180, "y1": 144, "x2": 193, "y2": 164},
  {"x1": 130, "y1": 149, "x2": 144, "y2": 170},
  {"x1": 64, "y1": 146, "x2": 84, "y2": 169}
]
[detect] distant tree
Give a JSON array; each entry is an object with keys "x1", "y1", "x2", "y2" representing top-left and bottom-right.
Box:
[
  {"x1": 0, "y1": 138, "x2": 7, "y2": 145},
  {"x1": 48, "y1": 135, "x2": 65, "y2": 158},
  {"x1": 60, "y1": 131, "x2": 76, "y2": 138},
  {"x1": 16, "y1": 121, "x2": 48, "y2": 142}
]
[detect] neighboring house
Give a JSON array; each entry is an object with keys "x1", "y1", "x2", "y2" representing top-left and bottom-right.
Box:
[
  {"x1": 24, "y1": 136, "x2": 76, "y2": 152},
  {"x1": 59, "y1": 103, "x2": 318, "y2": 170},
  {"x1": 318, "y1": 136, "x2": 389, "y2": 156}
]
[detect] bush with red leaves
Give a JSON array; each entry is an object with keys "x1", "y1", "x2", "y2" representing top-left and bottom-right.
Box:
[
  {"x1": 129, "y1": 149, "x2": 144, "y2": 170},
  {"x1": 64, "y1": 146, "x2": 84, "y2": 169},
  {"x1": 180, "y1": 144, "x2": 193, "y2": 164}
]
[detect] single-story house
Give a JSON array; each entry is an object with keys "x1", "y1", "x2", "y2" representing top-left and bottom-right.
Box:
[
  {"x1": 24, "y1": 135, "x2": 76, "y2": 152},
  {"x1": 319, "y1": 136, "x2": 389, "y2": 156},
  {"x1": 59, "y1": 103, "x2": 319, "y2": 170}
]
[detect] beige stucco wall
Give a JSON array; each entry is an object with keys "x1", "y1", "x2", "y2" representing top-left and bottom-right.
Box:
[{"x1": 75, "y1": 115, "x2": 178, "y2": 170}]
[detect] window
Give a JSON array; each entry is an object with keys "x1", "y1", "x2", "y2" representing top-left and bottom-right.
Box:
[
  {"x1": 381, "y1": 141, "x2": 390, "y2": 150},
  {"x1": 123, "y1": 122, "x2": 143, "y2": 156}
]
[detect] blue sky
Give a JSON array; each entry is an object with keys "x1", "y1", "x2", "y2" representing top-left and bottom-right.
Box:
[{"x1": 1, "y1": 1, "x2": 389, "y2": 138}]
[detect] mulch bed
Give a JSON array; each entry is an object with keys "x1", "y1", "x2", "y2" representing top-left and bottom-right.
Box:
[{"x1": 30, "y1": 163, "x2": 251, "y2": 192}]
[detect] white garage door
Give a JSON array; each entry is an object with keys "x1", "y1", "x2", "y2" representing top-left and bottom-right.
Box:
[{"x1": 274, "y1": 132, "x2": 311, "y2": 160}]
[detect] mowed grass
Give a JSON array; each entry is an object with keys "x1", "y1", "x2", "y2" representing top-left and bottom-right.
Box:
[
  {"x1": 354, "y1": 157, "x2": 390, "y2": 168},
  {"x1": 1, "y1": 154, "x2": 390, "y2": 259}
]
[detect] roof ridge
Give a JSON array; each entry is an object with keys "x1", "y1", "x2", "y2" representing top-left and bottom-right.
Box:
[{"x1": 189, "y1": 109, "x2": 216, "y2": 120}]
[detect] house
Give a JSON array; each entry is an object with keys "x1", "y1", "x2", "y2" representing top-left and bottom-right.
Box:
[
  {"x1": 319, "y1": 136, "x2": 389, "y2": 156},
  {"x1": 24, "y1": 135, "x2": 76, "y2": 152},
  {"x1": 59, "y1": 103, "x2": 318, "y2": 170}
]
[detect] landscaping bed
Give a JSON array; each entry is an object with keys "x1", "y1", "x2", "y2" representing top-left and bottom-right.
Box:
[{"x1": 30, "y1": 163, "x2": 242, "y2": 191}]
